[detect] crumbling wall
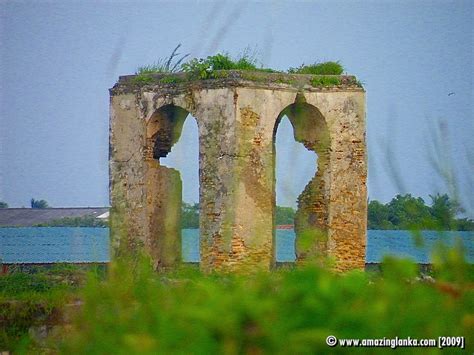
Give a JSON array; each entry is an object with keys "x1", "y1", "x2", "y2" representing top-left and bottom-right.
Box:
[
  {"x1": 146, "y1": 162, "x2": 181, "y2": 270},
  {"x1": 305, "y1": 92, "x2": 367, "y2": 271}
]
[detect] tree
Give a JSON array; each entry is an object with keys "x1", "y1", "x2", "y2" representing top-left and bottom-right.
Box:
[
  {"x1": 456, "y1": 218, "x2": 474, "y2": 231},
  {"x1": 0, "y1": 201, "x2": 8, "y2": 208},
  {"x1": 429, "y1": 193, "x2": 460, "y2": 230},
  {"x1": 181, "y1": 202, "x2": 199, "y2": 229},
  {"x1": 386, "y1": 194, "x2": 432, "y2": 229},
  {"x1": 31, "y1": 198, "x2": 49, "y2": 209},
  {"x1": 367, "y1": 200, "x2": 392, "y2": 230},
  {"x1": 275, "y1": 206, "x2": 295, "y2": 225}
]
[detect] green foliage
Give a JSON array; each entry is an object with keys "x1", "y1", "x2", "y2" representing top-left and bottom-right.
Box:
[
  {"x1": 0, "y1": 201, "x2": 8, "y2": 208},
  {"x1": 56, "y1": 253, "x2": 474, "y2": 354},
  {"x1": 289, "y1": 61, "x2": 344, "y2": 75},
  {"x1": 35, "y1": 215, "x2": 108, "y2": 227},
  {"x1": 135, "y1": 44, "x2": 189, "y2": 75},
  {"x1": 159, "y1": 76, "x2": 183, "y2": 84},
  {"x1": 131, "y1": 74, "x2": 155, "y2": 85},
  {"x1": 387, "y1": 194, "x2": 432, "y2": 230},
  {"x1": 181, "y1": 202, "x2": 199, "y2": 229},
  {"x1": 429, "y1": 193, "x2": 461, "y2": 230},
  {"x1": 457, "y1": 218, "x2": 474, "y2": 231},
  {"x1": 310, "y1": 76, "x2": 342, "y2": 87},
  {"x1": 181, "y1": 51, "x2": 276, "y2": 80},
  {"x1": 367, "y1": 200, "x2": 393, "y2": 230},
  {"x1": 133, "y1": 48, "x2": 353, "y2": 87},
  {"x1": 275, "y1": 206, "x2": 295, "y2": 225},
  {"x1": 0, "y1": 264, "x2": 89, "y2": 300},
  {"x1": 30, "y1": 198, "x2": 49, "y2": 209},
  {"x1": 181, "y1": 58, "x2": 214, "y2": 79},
  {"x1": 0, "y1": 266, "x2": 85, "y2": 350},
  {"x1": 368, "y1": 193, "x2": 474, "y2": 230},
  {"x1": 132, "y1": 44, "x2": 190, "y2": 85}
]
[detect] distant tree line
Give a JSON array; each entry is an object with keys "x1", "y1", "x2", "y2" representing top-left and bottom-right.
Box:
[
  {"x1": 368, "y1": 193, "x2": 474, "y2": 231},
  {"x1": 181, "y1": 202, "x2": 199, "y2": 229},
  {"x1": 182, "y1": 195, "x2": 474, "y2": 231},
  {"x1": 35, "y1": 215, "x2": 108, "y2": 228},
  {"x1": 3, "y1": 194, "x2": 473, "y2": 231}
]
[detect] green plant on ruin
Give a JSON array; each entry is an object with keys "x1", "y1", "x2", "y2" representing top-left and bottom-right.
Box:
[
  {"x1": 310, "y1": 76, "x2": 342, "y2": 87},
  {"x1": 159, "y1": 76, "x2": 184, "y2": 84},
  {"x1": 132, "y1": 44, "x2": 190, "y2": 85},
  {"x1": 136, "y1": 44, "x2": 190, "y2": 75},
  {"x1": 181, "y1": 50, "x2": 277, "y2": 80},
  {"x1": 288, "y1": 61, "x2": 344, "y2": 75},
  {"x1": 132, "y1": 47, "x2": 357, "y2": 87}
]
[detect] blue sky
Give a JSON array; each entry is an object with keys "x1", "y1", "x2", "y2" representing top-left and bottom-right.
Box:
[{"x1": 1, "y1": 1, "x2": 472, "y2": 216}]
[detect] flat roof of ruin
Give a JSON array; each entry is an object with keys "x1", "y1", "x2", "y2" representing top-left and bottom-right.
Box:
[{"x1": 110, "y1": 70, "x2": 364, "y2": 95}]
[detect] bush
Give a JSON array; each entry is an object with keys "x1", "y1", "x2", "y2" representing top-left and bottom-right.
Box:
[
  {"x1": 0, "y1": 266, "x2": 85, "y2": 350},
  {"x1": 182, "y1": 52, "x2": 275, "y2": 79},
  {"x1": 58, "y1": 253, "x2": 474, "y2": 353},
  {"x1": 289, "y1": 61, "x2": 344, "y2": 75}
]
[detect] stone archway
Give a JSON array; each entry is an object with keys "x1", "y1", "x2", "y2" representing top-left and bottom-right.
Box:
[
  {"x1": 145, "y1": 104, "x2": 199, "y2": 270},
  {"x1": 273, "y1": 95, "x2": 331, "y2": 263}
]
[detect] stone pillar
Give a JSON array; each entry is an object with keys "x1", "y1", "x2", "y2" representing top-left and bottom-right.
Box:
[
  {"x1": 109, "y1": 94, "x2": 148, "y2": 258},
  {"x1": 320, "y1": 92, "x2": 367, "y2": 271},
  {"x1": 146, "y1": 161, "x2": 182, "y2": 270},
  {"x1": 197, "y1": 88, "x2": 272, "y2": 272}
]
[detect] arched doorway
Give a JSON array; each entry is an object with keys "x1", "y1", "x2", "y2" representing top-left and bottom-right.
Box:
[
  {"x1": 273, "y1": 96, "x2": 331, "y2": 263},
  {"x1": 274, "y1": 116, "x2": 316, "y2": 262},
  {"x1": 146, "y1": 104, "x2": 200, "y2": 269}
]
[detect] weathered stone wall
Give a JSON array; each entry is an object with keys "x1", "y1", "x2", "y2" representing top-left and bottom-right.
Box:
[{"x1": 109, "y1": 72, "x2": 367, "y2": 272}]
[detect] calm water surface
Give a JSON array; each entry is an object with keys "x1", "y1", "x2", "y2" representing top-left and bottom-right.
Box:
[{"x1": 1, "y1": 228, "x2": 473, "y2": 263}]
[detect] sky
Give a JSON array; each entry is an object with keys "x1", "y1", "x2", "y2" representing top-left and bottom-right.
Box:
[{"x1": 0, "y1": 1, "x2": 472, "y2": 216}]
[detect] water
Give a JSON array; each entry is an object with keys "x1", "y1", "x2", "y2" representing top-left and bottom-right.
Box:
[
  {"x1": 183, "y1": 229, "x2": 474, "y2": 263},
  {"x1": 0, "y1": 227, "x2": 109, "y2": 263},
  {"x1": 1, "y1": 228, "x2": 473, "y2": 264}
]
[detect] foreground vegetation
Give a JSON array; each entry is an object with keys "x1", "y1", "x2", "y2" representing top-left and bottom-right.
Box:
[
  {"x1": 2, "y1": 245, "x2": 473, "y2": 353},
  {"x1": 0, "y1": 265, "x2": 88, "y2": 350}
]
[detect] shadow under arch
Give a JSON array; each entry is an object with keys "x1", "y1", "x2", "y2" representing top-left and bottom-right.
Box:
[
  {"x1": 145, "y1": 104, "x2": 200, "y2": 269},
  {"x1": 273, "y1": 95, "x2": 331, "y2": 263}
]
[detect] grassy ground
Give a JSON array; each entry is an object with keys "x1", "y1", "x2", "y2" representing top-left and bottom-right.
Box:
[{"x1": 2, "y1": 248, "x2": 473, "y2": 354}]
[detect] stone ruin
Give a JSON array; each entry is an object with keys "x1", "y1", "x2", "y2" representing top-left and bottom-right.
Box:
[{"x1": 109, "y1": 71, "x2": 367, "y2": 272}]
